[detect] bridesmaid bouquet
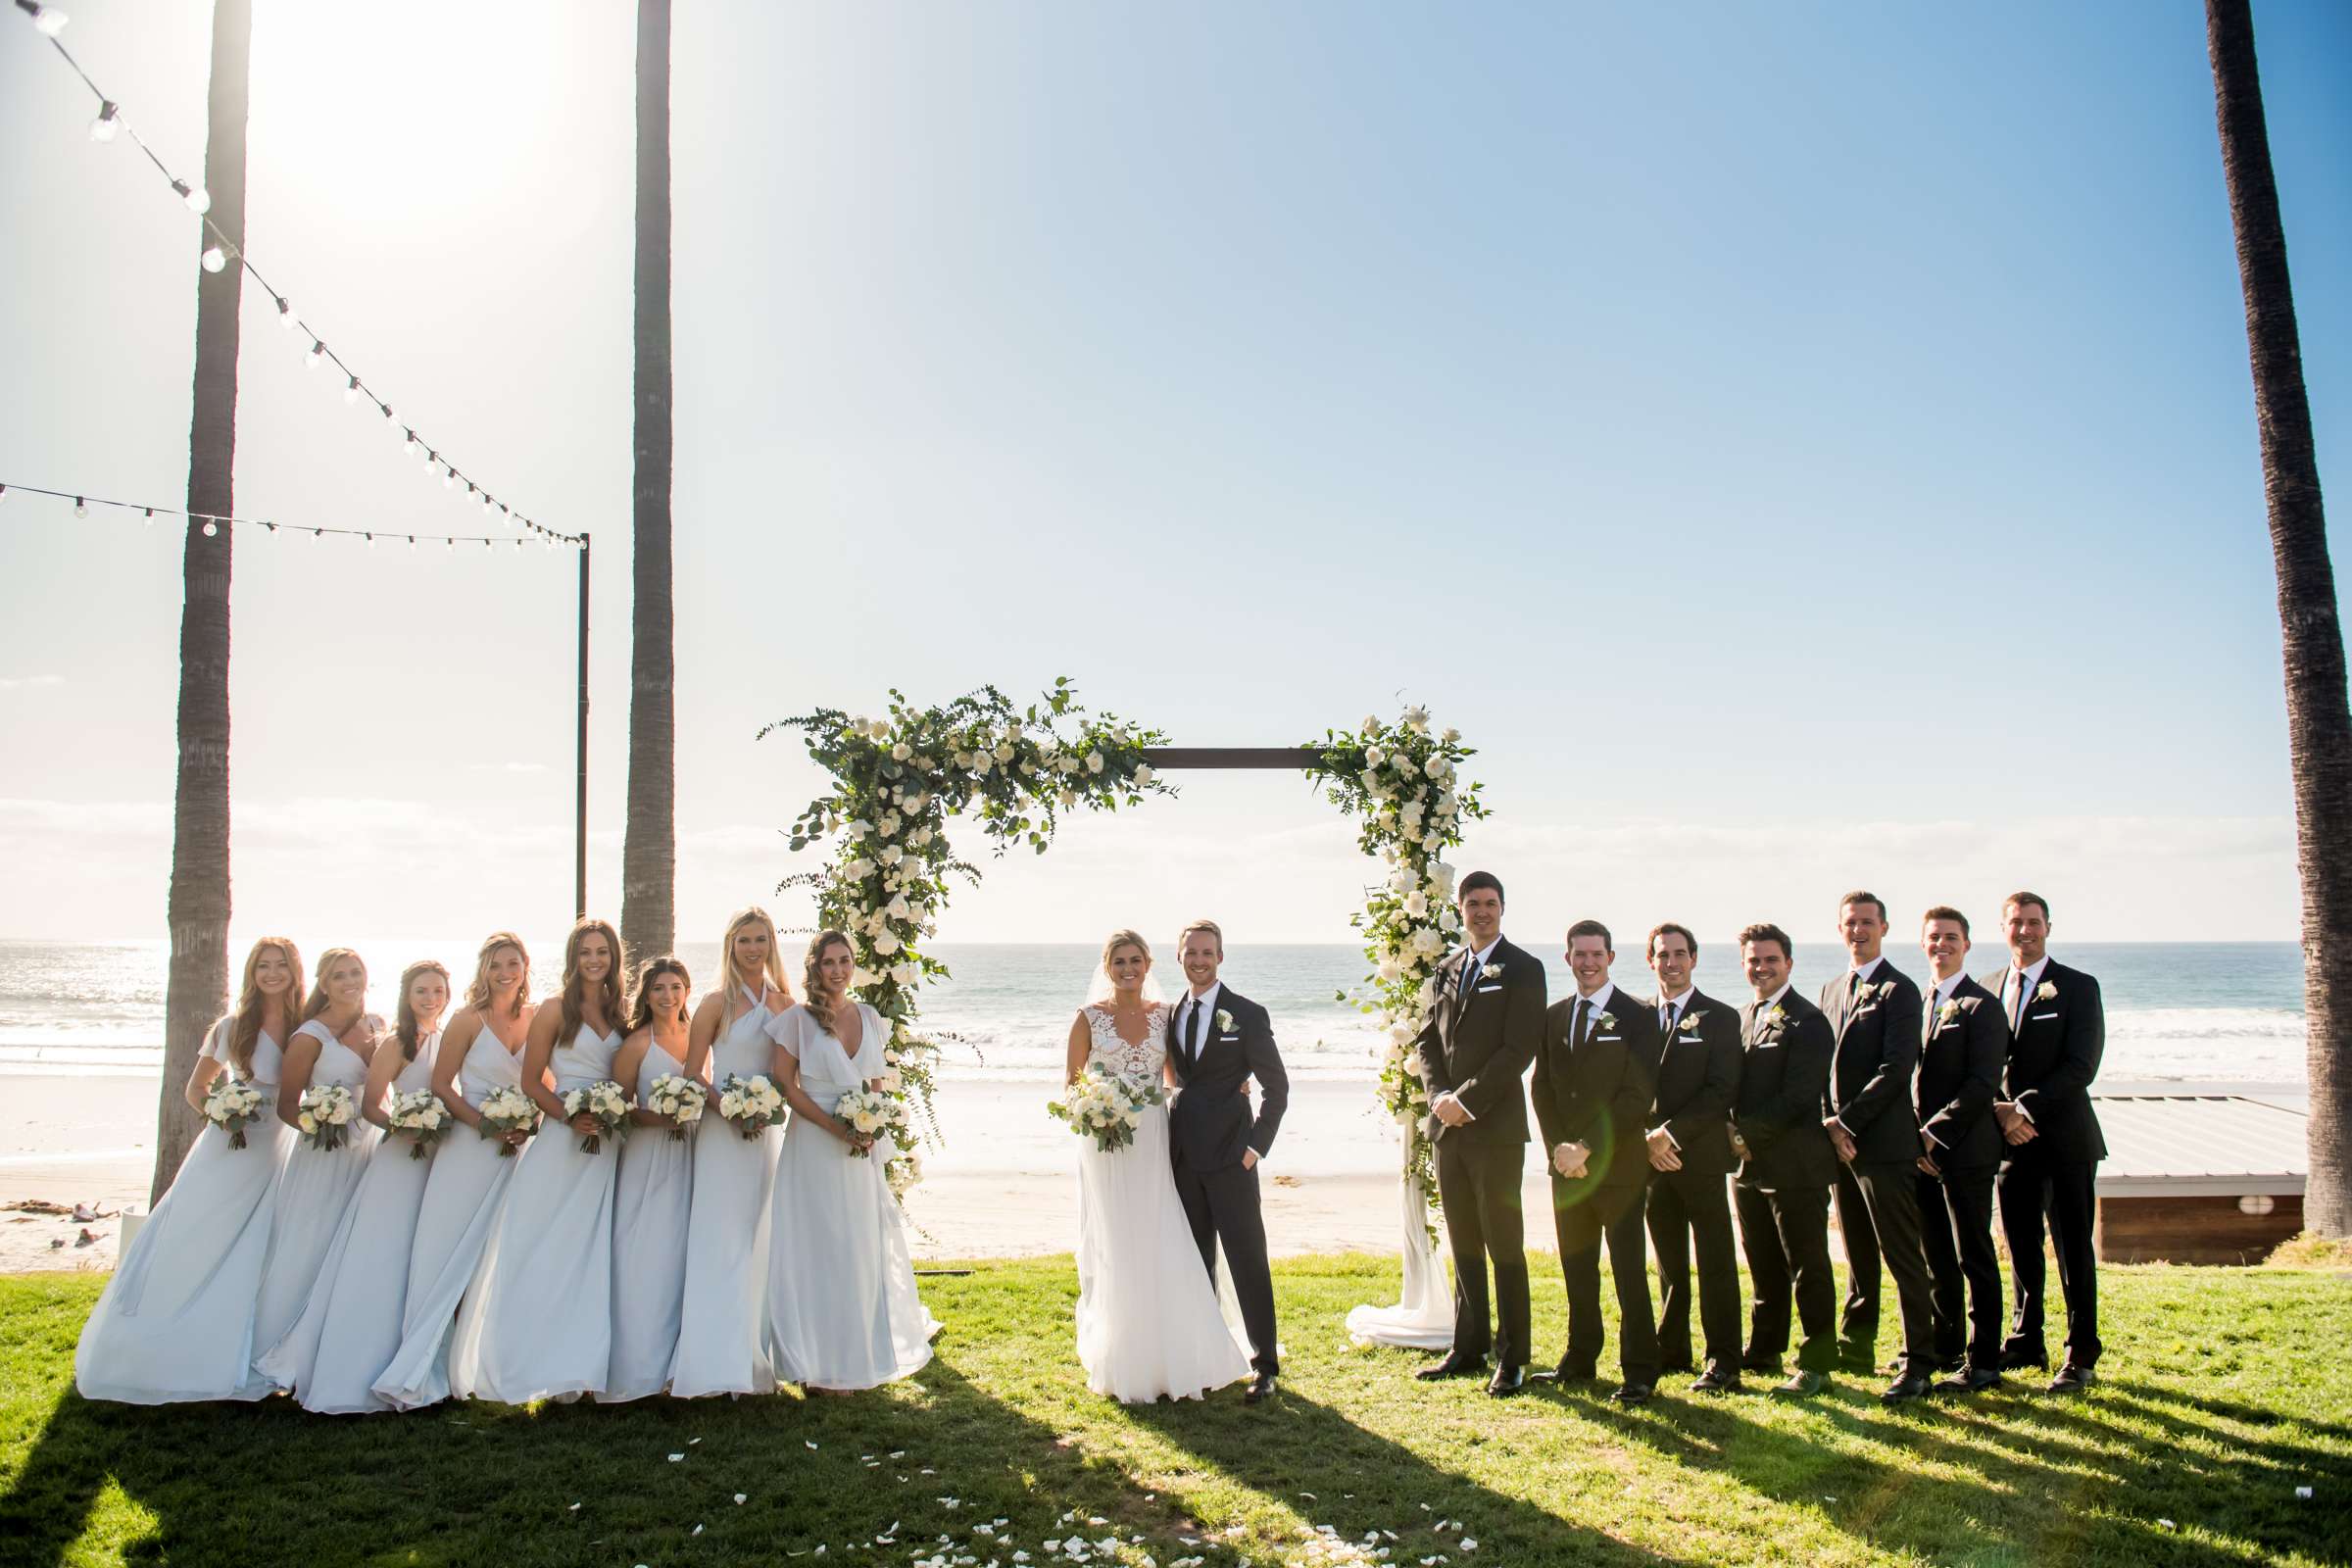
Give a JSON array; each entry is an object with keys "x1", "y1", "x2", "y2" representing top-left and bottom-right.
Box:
[
  {"x1": 715, "y1": 1073, "x2": 786, "y2": 1140},
  {"x1": 476, "y1": 1086, "x2": 540, "y2": 1156},
  {"x1": 832, "y1": 1085, "x2": 910, "y2": 1159},
  {"x1": 201, "y1": 1075, "x2": 267, "y2": 1150},
  {"x1": 645, "y1": 1073, "x2": 705, "y2": 1141},
  {"x1": 1047, "y1": 1066, "x2": 1166, "y2": 1153},
  {"x1": 296, "y1": 1084, "x2": 359, "y2": 1152},
  {"x1": 562, "y1": 1079, "x2": 633, "y2": 1154},
  {"x1": 386, "y1": 1088, "x2": 450, "y2": 1159}
]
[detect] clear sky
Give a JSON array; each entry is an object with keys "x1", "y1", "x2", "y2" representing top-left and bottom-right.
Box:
[{"x1": 1, "y1": 0, "x2": 2346, "y2": 955}]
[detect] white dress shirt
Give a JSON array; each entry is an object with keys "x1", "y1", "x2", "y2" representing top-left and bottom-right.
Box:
[
  {"x1": 1648, "y1": 983, "x2": 1700, "y2": 1147},
  {"x1": 1437, "y1": 937, "x2": 1503, "y2": 1122},
  {"x1": 1176, "y1": 981, "x2": 1222, "y2": 1062},
  {"x1": 2000, "y1": 955, "x2": 2053, "y2": 1125}
]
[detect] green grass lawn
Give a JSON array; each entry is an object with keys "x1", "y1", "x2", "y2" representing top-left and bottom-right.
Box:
[{"x1": 3, "y1": 1254, "x2": 2346, "y2": 1568}]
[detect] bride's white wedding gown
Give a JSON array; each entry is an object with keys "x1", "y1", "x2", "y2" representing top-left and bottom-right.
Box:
[{"x1": 1072, "y1": 1003, "x2": 1251, "y2": 1403}]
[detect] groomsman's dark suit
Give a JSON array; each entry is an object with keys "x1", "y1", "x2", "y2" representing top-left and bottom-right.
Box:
[
  {"x1": 1980, "y1": 956, "x2": 2106, "y2": 1372},
  {"x1": 1733, "y1": 990, "x2": 1839, "y2": 1374},
  {"x1": 1642, "y1": 989, "x2": 1744, "y2": 1376},
  {"x1": 1819, "y1": 961, "x2": 1938, "y2": 1374},
  {"x1": 1416, "y1": 937, "x2": 1546, "y2": 1373},
  {"x1": 1531, "y1": 983, "x2": 1663, "y2": 1386},
  {"x1": 1166, "y1": 983, "x2": 1289, "y2": 1378},
  {"x1": 1914, "y1": 975, "x2": 2009, "y2": 1372}
]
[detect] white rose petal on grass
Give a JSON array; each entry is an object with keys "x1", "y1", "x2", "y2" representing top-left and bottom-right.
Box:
[
  {"x1": 667, "y1": 1452, "x2": 685, "y2": 1462},
  {"x1": 735, "y1": 1494, "x2": 749, "y2": 1504}
]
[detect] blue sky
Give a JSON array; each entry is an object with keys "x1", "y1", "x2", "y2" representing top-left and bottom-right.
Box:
[{"x1": 0, "y1": 0, "x2": 2345, "y2": 950}]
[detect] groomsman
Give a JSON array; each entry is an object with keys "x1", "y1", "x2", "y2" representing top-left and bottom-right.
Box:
[
  {"x1": 1530, "y1": 920, "x2": 1664, "y2": 1405},
  {"x1": 1984, "y1": 891, "x2": 2107, "y2": 1393},
  {"x1": 1414, "y1": 871, "x2": 1546, "y2": 1396},
  {"x1": 1640, "y1": 923, "x2": 1746, "y2": 1394},
  {"x1": 1731, "y1": 923, "x2": 1839, "y2": 1397},
  {"x1": 1817, "y1": 892, "x2": 1939, "y2": 1403},
  {"x1": 1914, "y1": 905, "x2": 2009, "y2": 1393}
]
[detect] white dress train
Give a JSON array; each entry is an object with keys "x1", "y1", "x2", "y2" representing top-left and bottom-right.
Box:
[
  {"x1": 604, "y1": 1036, "x2": 696, "y2": 1401},
  {"x1": 370, "y1": 1020, "x2": 529, "y2": 1408},
  {"x1": 667, "y1": 986, "x2": 784, "y2": 1398},
  {"x1": 1072, "y1": 1004, "x2": 1252, "y2": 1402},
  {"x1": 74, "y1": 1022, "x2": 292, "y2": 1404},
  {"x1": 448, "y1": 1023, "x2": 622, "y2": 1403},
  {"x1": 255, "y1": 1031, "x2": 440, "y2": 1411},
  {"x1": 250, "y1": 1020, "x2": 380, "y2": 1377},
  {"x1": 762, "y1": 1003, "x2": 940, "y2": 1390}
]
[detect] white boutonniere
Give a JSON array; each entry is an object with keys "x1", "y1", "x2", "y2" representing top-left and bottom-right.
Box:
[
  {"x1": 1678, "y1": 1013, "x2": 1702, "y2": 1034},
  {"x1": 1480, "y1": 962, "x2": 1504, "y2": 981},
  {"x1": 2034, "y1": 980, "x2": 2058, "y2": 1002},
  {"x1": 1214, "y1": 1008, "x2": 1235, "y2": 1034},
  {"x1": 1766, "y1": 1004, "x2": 1788, "y2": 1027},
  {"x1": 1936, "y1": 1000, "x2": 1961, "y2": 1024},
  {"x1": 1594, "y1": 1011, "x2": 1617, "y2": 1031}
]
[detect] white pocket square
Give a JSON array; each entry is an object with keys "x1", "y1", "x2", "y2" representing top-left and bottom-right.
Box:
[{"x1": 2030, "y1": 1011, "x2": 2058, "y2": 1022}]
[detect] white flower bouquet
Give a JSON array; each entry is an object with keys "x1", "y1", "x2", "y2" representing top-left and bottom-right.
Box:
[
  {"x1": 561, "y1": 1078, "x2": 633, "y2": 1154},
  {"x1": 201, "y1": 1075, "x2": 266, "y2": 1151},
  {"x1": 1046, "y1": 1064, "x2": 1165, "y2": 1153},
  {"x1": 386, "y1": 1087, "x2": 450, "y2": 1159},
  {"x1": 476, "y1": 1085, "x2": 540, "y2": 1156},
  {"x1": 833, "y1": 1084, "x2": 910, "y2": 1159},
  {"x1": 715, "y1": 1072, "x2": 786, "y2": 1140},
  {"x1": 295, "y1": 1083, "x2": 358, "y2": 1152},
  {"x1": 645, "y1": 1072, "x2": 705, "y2": 1141}
]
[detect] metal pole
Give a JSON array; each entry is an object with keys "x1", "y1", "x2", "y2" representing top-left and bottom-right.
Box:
[
  {"x1": 1139, "y1": 747, "x2": 1325, "y2": 770},
  {"x1": 575, "y1": 531, "x2": 591, "y2": 918}
]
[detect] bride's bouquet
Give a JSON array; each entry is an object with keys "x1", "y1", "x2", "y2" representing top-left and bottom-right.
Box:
[
  {"x1": 832, "y1": 1085, "x2": 909, "y2": 1159},
  {"x1": 562, "y1": 1079, "x2": 633, "y2": 1154},
  {"x1": 1047, "y1": 1065, "x2": 1165, "y2": 1153},
  {"x1": 386, "y1": 1088, "x2": 450, "y2": 1159},
  {"x1": 645, "y1": 1072, "x2": 706, "y2": 1141},
  {"x1": 715, "y1": 1073, "x2": 786, "y2": 1140},
  {"x1": 295, "y1": 1084, "x2": 358, "y2": 1152},
  {"x1": 201, "y1": 1075, "x2": 267, "y2": 1151},
  {"x1": 476, "y1": 1086, "x2": 540, "y2": 1156}
]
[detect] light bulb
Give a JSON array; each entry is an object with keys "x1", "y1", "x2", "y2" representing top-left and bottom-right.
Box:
[
  {"x1": 74, "y1": 497, "x2": 87, "y2": 517},
  {"x1": 143, "y1": 508, "x2": 154, "y2": 526},
  {"x1": 407, "y1": 535, "x2": 416, "y2": 549},
  {"x1": 306, "y1": 341, "x2": 325, "y2": 369},
  {"x1": 200, "y1": 244, "x2": 226, "y2": 273},
  {"x1": 365, "y1": 533, "x2": 375, "y2": 547},
  {"x1": 0, "y1": 485, "x2": 9, "y2": 505},
  {"x1": 480, "y1": 493, "x2": 493, "y2": 514},
  {"x1": 172, "y1": 180, "x2": 211, "y2": 216},
  {"x1": 344, "y1": 376, "x2": 361, "y2": 405},
  {"x1": 443, "y1": 467, "x2": 456, "y2": 490},
  {"x1": 422, "y1": 448, "x2": 437, "y2": 471},
  {"x1": 89, "y1": 102, "x2": 118, "y2": 142},
  {"x1": 28, "y1": 6, "x2": 68, "y2": 37},
  {"x1": 201, "y1": 519, "x2": 219, "y2": 537},
  {"x1": 275, "y1": 296, "x2": 294, "y2": 328}
]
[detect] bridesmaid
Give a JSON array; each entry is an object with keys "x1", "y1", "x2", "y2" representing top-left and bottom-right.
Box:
[
  {"x1": 75, "y1": 938, "x2": 306, "y2": 1403},
  {"x1": 449, "y1": 916, "x2": 627, "y2": 1403},
  {"x1": 763, "y1": 930, "x2": 940, "y2": 1393},
  {"x1": 372, "y1": 933, "x2": 536, "y2": 1409},
  {"x1": 669, "y1": 906, "x2": 792, "y2": 1398},
  {"x1": 258, "y1": 959, "x2": 449, "y2": 1411},
  {"x1": 252, "y1": 948, "x2": 383, "y2": 1373},
  {"x1": 604, "y1": 956, "x2": 699, "y2": 1401}
]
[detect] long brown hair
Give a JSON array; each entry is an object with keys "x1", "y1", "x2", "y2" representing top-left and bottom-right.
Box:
[
  {"x1": 463, "y1": 931, "x2": 532, "y2": 1021},
  {"x1": 300, "y1": 948, "x2": 368, "y2": 1025},
  {"x1": 801, "y1": 930, "x2": 854, "y2": 1038},
  {"x1": 627, "y1": 956, "x2": 693, "y2": 1035},
  {"x1": 554, "y1": 917, "x2": 625, "y2": 1047},
  {"x1": 716, "y1": 906, "x2": 793, "y2": 1008},
  {"x1": 226, "y1": 937, "x2": 305, "y2": 1076},
  {"x1": 394, "y1": 958, "x2": 453, "y2": 1061}
]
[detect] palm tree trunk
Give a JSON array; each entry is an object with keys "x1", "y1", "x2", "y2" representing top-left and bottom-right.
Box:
[
  {"x1": 2206, "y1": 0, "x2": 2349, "y2": 1237},
  {"x1": 153, "y1": 0, "x2": 254, "y2": 1201},
  {"x1": 622, "y1": 0, "x2": 676, "y2": 964}
]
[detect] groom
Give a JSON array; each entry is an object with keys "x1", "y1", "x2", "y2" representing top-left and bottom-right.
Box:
[{"x1": 1166, "y1": 918, "x2": 1290, "y2": 1403}]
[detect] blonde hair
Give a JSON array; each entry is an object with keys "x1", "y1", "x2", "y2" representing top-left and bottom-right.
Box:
[
  {"x1": 717, "y1": 906, "x2": 792, "y2": 1007},
  {"x1": 1176, "y1": 918, "x2": 1224, "y2": 956},
  {"x1": 299, "y1": 948, "x2": 368, "y2": 1025},
  {"x1": 1102, "y1": 929, "x2": 1152, "y2": 971},
  {"x1": 802, "y1": 930, "x2": 854, "y2": 1038},
  {"x1": 554, "y1": 918, "x2": 626, "y2": 1047},
  {"x1": 463, "y1": 931, "x2": 532, "y2": 1021},
  {"x1": 394, "y1": 959, "x2": 452, "y2": 1061},
  {"x1": 226, "y1": 938, "x2": 305, "y2": 1076}
]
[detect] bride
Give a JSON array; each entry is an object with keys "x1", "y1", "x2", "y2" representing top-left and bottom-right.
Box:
[{"x1": 1063, "y1": 929, "x2": 1250, "y2": 1403}]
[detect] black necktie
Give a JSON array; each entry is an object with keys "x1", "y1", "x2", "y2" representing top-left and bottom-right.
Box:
[
  {"x1": 1572, "y1": 997, "x2": 1591, "y2": 1050},
  {"x1": 1179, "y1": 999, "x2": 1197, "y2": 1064}
]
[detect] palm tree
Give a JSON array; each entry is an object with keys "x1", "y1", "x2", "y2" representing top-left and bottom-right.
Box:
[
  {"x1": 2205, "y1": 0, "x2": 2348, "y2": 1237},
  {"x1": 152, "y1": 0, "x2": 254, "y2": 1200},
  {"x1": 622, "y1": 0, "x2": 676, "y2": 962}
]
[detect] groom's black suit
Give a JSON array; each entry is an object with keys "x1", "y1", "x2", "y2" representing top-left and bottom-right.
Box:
[{"x1": 1166, "y1": 983, "x2": 1288, "y2": 1377}]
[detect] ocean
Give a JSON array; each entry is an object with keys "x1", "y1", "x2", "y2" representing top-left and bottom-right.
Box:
[{"x1": 0, "y1": 938, "x2": 2312, "y2": 1090}]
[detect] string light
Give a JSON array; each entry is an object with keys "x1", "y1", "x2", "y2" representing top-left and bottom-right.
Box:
[
  {"x1": 305, "y1": 340, "x2": 325, "y2": 369},
  {"x1": 0, "y1": 480, "x2": 585, "y2": 549},
  {"x1": 25, "y1": 16, "x2": 568, "y2": 547}
]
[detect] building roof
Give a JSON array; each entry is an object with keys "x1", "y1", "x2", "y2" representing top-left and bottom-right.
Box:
[{"x1": 2091, "y1": 1094, "x2": 2306, "y2": 1197}]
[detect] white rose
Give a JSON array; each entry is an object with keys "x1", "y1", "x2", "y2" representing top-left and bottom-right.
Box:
[
  {"x1": 878, "y1": 812, "x2": 902, "y2": 838},
  {"x1": 1403, "y1": 890, "x2": 1429, "y2": 917},
  {"x1": 1377, "y1": 957, "x2": 1402, "y2": 982},
  {"x1": 1364, "y1": 745, "x2": 1387, "y2": 767},
  {"x1": 1086, "y1": 752, "x2": 1104, "y2": 774},
  {"x1": 1360, "y1": 713, "x2": 1381, "y2": 732},
  {"x1": 889, "y1": 963, "x2": 917, "y2": 987},
  {"x1": 1388, "y1": 868, "x2": 1414, "y2": 894},
  {"x1": 1403, "y1": 705, "x2": 1430, "y2": 731},
  {"x1": 994, "y1": 743, "x2": 1015, "y2": 762},
  {"x1": 892, "y1": 742, "x2": 911, "y2": 760},
  {"x1": 868, "y1": 717, "x2": 892, "y2": 739},
  {"x1": 872, "y1": 932, "x2": 901, "y2": 956},
  {"x1": 299, "y1": 1112, "x2": 318, "y2": 1134},
  {"x1": 1058, "y1": 788, "x2": 1077, "y2": 808},
  {"x1": 1442, "y1": 726, "x2": 1459, "y2": 743},
  {"x1": 1413, "y1": 928, "x2": 1443, "y2": 956},
  {"x1": 879, "y1": 845, "x2": 905, "y2": 865},
  {"x1": 1133, "y1": 765, "x2": 1155, "y2": 787}
]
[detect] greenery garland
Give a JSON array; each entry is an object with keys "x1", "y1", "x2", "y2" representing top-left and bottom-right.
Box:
[
  {"x1": 765, "y1": 680, "x2": 1172, "y2": 1196},
  {"x1": 1305, "y1": 705, "x2": 1490, "y2": 1215}
]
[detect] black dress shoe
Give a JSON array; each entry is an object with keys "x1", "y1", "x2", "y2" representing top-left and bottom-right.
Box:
[
  {"x1": 1880, "y1": 1371, "x2": 1934, "y2": 1404},
  {"x1": 1610, "y1": 1381, "x2": 1655, "y2": 1407},
  {"x1": 2000, "y1": 1346, "x2": 2049, "y2": 1373},
  {"x1": 1770, "y1": 1369, "x2": 1828, "y2": 1398},
  {"x1": 1244, "y1": 1372, "x2": 1277, "y2": 1404},
  {"x1": 1486, "y1": 1364, "x2": 1527, "y2": 1397},
  {"x1": 2046, "y1": 1363, "x2": 2096, "y2": 1394},
  {"x1": 1533, "y1": 1359, "x2": 1597, "y2": 1384},
  {"x1": 1690, "y1": 1362, "x2": 1742, "y2": 1395},
  {"x1": 1936, "y1": 1365, "x2": 2002, "y2": 1395},
  {"x1": 1416, "y1": 1354, "x2": 1489, "y2": 1382}
]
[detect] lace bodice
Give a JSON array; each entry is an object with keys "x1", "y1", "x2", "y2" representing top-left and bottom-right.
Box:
[{"x1": 1083, "y1": 1004, "x2": 1169, "y2": 1083}]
